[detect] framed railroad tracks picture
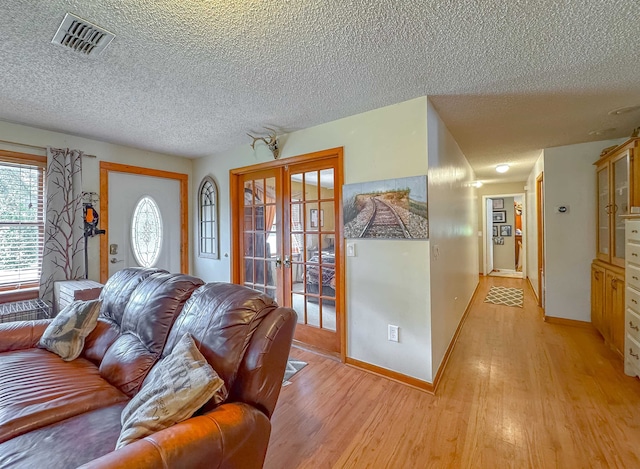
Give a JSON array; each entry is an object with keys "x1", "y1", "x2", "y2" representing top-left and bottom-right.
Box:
[{"x1": 342, "y1": 175, "x2": 428, "y2": 239}]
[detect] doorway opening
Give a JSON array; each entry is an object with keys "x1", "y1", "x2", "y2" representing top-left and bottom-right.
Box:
[{"x1": 483, "y1": 193, "x2": 526, "y2": 279}]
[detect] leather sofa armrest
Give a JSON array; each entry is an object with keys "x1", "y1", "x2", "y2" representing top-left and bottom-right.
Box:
[
  {"x1": 0, "y1": 319, "x2": 51, "y2": 352},
  {"x1": 79, "y1": 403, "x2": 271, "y2": 469}
]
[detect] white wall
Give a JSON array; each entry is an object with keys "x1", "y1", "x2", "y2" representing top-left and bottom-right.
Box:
[
  {"x1": 0, "y1": 121, "x2": 193, "y2": 281},
  {"x1": 525, "y1": 152, "x2": 544, "y2": 299},
  {"x1": 426, "y1": 100, "x2": 478, "y2": 377},
  {"x1": 193, "y1": 97, "x2": 433, "y2": 381},
  {"x1": 543, "y1": 138, "x2": 623, "y2": 321}
]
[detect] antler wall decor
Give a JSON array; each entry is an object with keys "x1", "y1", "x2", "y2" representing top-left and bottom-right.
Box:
[{"x1": 247, "y1": 127, "x2": 280, "y2": 159}]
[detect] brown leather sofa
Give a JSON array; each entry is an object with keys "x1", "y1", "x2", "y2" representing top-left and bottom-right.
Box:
[{"x1": 0, "y1": 268, "x2": 297, "y2": 468}]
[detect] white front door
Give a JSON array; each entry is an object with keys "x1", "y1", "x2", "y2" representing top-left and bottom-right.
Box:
[{"x1": 107, "y1": 172, "x2": 181, "y2": 278}]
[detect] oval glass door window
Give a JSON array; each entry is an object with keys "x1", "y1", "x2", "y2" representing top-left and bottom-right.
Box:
[{"x1": 131, "y1": 195, "x2": 163, "y2": 267}]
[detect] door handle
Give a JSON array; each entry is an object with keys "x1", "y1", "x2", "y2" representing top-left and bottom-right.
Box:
[
  {"x1": 110, "y1": 257, "x2": 123, "y2": 264},
  {"x1": 275, "y1": 257, "x2": 282, "y2": 268},
  {"x1": 284, "y1": 255, "x2": 292, "y2": 268}
]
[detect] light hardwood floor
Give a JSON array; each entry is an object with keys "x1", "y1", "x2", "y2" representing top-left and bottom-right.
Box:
[{"x1": 264, "y1": 276, "x2": 640, "y2": 469}]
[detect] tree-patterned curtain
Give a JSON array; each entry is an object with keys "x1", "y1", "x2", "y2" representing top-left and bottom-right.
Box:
[{"x1": 39, "y1": 148, "x2": 84, "y2": 307}]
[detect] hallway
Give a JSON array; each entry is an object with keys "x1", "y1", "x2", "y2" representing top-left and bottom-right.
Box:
[{"x1": 265, "y1": 276, "x2": 640, "y2": 469}]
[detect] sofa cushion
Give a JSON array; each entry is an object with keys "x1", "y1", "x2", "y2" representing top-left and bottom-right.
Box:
[
  {"x1": 97, "y1": 267, "x2": 167, "y2": 327},
  {"x1": 0, "y1": 404, "x2": 126, "y2": 469},
  {"x1": 116, "y1": 333, "x2": 226, "y2": 449},
  {"x1": 38, "y1": 299, "x2": 102, "y2": 361},
  {"x1": 99, "y1": 273, "x2": 204, "y2": 397},
  {"x1": 83, "y1": 267, "x2": 166, "y2": 365},
  {"x1": 0, "y1": 349, "x2": 128, "y2": 444},
  {"x1": 163, "y1": 283, "x2": 277, "y2": 411}
]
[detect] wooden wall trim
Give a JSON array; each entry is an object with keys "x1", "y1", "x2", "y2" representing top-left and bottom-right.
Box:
[
  {"x1": 544, "y1": 316, "x2": 597, "y2": 331},
  {"x1": 526, "y1": 276, "x2": 539, "y2": 303},
  {"x1": 0, "y1": 149, "x2": 47, "y2": 167},
  {"x1": 230, "y1": 147, "x2": 343, "y2": 175},
  {"x1": 345, "y1": 357, "x2": 435, "y2": 394},
  {"x1": 99, "y1": 161, "x2": 189, "y2": 283}
]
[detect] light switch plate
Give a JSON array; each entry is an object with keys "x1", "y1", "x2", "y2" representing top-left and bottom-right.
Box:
[{"x1": 347, "y1": 243, "x2": 356, "y2": 257}]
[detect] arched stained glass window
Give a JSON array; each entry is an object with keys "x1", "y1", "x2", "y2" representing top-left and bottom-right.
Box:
[
  {"x1": 198, "y1": 176, "x2": 219, "y2": 259},
  {"x1": 131, "y1": 196, "x2": 163, "y2": 267}
]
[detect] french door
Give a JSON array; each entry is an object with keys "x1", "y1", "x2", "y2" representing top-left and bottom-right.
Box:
[{"x1": 231, "y1": 148, "x2": 343, "y2": 355}]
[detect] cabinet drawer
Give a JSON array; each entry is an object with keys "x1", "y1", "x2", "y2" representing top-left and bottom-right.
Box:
[
  {"x1": 627, "y1": 242, "x2": 640, "y2": 266},
  {"x1": 628, "y1": 221, "x2": 640, "y2": 242},
  {"x1": 627, "y1": 286, "x2": 640, "y2": 313},
  {"x1": 626, "y1": 335, "x2": 640, "y2": 372},
  {"x1": 626, "y1": 308, "x2": 640, "y2": 342},
  {"x1": 628, "y1": 264, "x2": 640, "y2": 290}
]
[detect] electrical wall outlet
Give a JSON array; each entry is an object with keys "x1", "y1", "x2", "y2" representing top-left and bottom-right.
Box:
[
  {"x1": 388, "y1": 324, "x2": 399, "y2": 342},
  {"x1": 347, "y1": 243, "x2": 356, "y2": 257}
]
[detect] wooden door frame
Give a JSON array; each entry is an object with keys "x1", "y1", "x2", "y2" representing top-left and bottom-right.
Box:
[
  {"x1": 536, "y1": 172, "x2": 545, "y2": 312},
  {"x1": 99, "y1": 162, "x2": 189, "y2": 283},
  {"x1": 230, "y1": 147, "x2": 346, "y2": 360}
]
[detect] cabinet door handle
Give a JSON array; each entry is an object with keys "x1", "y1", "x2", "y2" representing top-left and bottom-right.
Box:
[
  {"x1": 632, "y1": 298, "x2": 638, "y2": 304},
  {"x1": 633, "y1": 230, "x2": 639, "y2": 234},
  {"x1": 633, "y1": 253, "x2": 638, "y2": 257},
  {"x1": 630, "y1": 321, "x2": 639, "y2": 332},
  {"x1": 630, "y1": 349, "x2": 639, "y2": 360},
  {"x1": 594, "y1": 272, "x2": 601, "y2": 280},
  {"x1": 633, "y1": 276, "x2": 639, "y2": 281},
  {"x1": 612, "y1": 278, "x2": 618, "y2": 289}
]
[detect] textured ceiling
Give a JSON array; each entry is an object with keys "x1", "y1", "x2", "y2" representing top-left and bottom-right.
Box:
[{"x1": 1, "y1": 1, "x2": 640, "y2": 183}]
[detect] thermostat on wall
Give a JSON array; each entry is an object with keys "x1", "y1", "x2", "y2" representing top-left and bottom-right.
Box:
[{"x1": 555, "y1": 205, "x2": 569, "y2": 214}]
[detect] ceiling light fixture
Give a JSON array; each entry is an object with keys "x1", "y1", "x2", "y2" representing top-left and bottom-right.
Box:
[
  {"x1": 608, "y1": 105, "x2": 640, "y2": 116},
  {"x1": 588, "y1": 128, "x2": 616, "y2": 136},
  {"x1": 495, "y1": 164, "x2": 510, "y2": 173}
]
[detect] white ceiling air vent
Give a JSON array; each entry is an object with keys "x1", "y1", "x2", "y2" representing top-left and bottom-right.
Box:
[{"x1": 51, "y1": 13, "x2": 115, "y2": 56}]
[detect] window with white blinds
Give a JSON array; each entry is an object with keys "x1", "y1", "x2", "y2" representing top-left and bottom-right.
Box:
[{"x1": 0, "y1": 153, "x2": 46, "y2": 292}]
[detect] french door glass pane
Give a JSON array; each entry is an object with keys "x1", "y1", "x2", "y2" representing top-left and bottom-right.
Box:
[
  {"x1": 242, "y1": 175, "x2": 278, "y2": 299},
  {"x1": 290, "y1": 167, "x2": 337, "y2": 331}
]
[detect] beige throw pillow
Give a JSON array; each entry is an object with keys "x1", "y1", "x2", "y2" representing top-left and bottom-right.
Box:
[
  {"x1": 39, "y1": 299, "x2": 102, "y2": 361},
  {"x1": 116, "y1": 332, "x2": 227, "y2": 449}
]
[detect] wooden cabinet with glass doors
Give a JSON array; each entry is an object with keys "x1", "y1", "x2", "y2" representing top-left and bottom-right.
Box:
[{"x1": 592, "y1": 137, "x2": 640, "y2": 357}]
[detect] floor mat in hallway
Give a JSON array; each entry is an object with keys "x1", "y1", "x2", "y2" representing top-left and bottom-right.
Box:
[{"x1": 483, "y1": 285, "x2": 524, "y2": 307}]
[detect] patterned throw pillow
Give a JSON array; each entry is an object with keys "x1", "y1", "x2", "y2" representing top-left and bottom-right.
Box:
[
  {"x1": 116, "y1": 333, "x2": 227, "y2": 449},
  {"x1": 39, "y1": 299, "x2": 102, "y2": 361}
]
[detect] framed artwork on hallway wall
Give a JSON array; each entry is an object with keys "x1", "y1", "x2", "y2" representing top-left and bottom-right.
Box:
[
  {"x1": 492, "y1": 198, "x2": 504, "y2": 209},
  {"x1": 500, "y1": 225, "x2": 512, "y2": 236},
  {"x1": 492, "y1": 211, "x2": 506, "y2": 223},
  {"x1": 493, "y1": 226, "x2": 498, "y2": 237}
]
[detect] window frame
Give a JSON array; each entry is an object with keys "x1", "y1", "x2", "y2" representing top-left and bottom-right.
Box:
[
  {"x1": 198, "y1": 176, "x2": 219, "y2": 259},
  {"x1": 130, "y1": 195, "x2": 163, "y2": 268},
  {"x1": 0, "y1": 150, "x2": 47, "y2": 302}
]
